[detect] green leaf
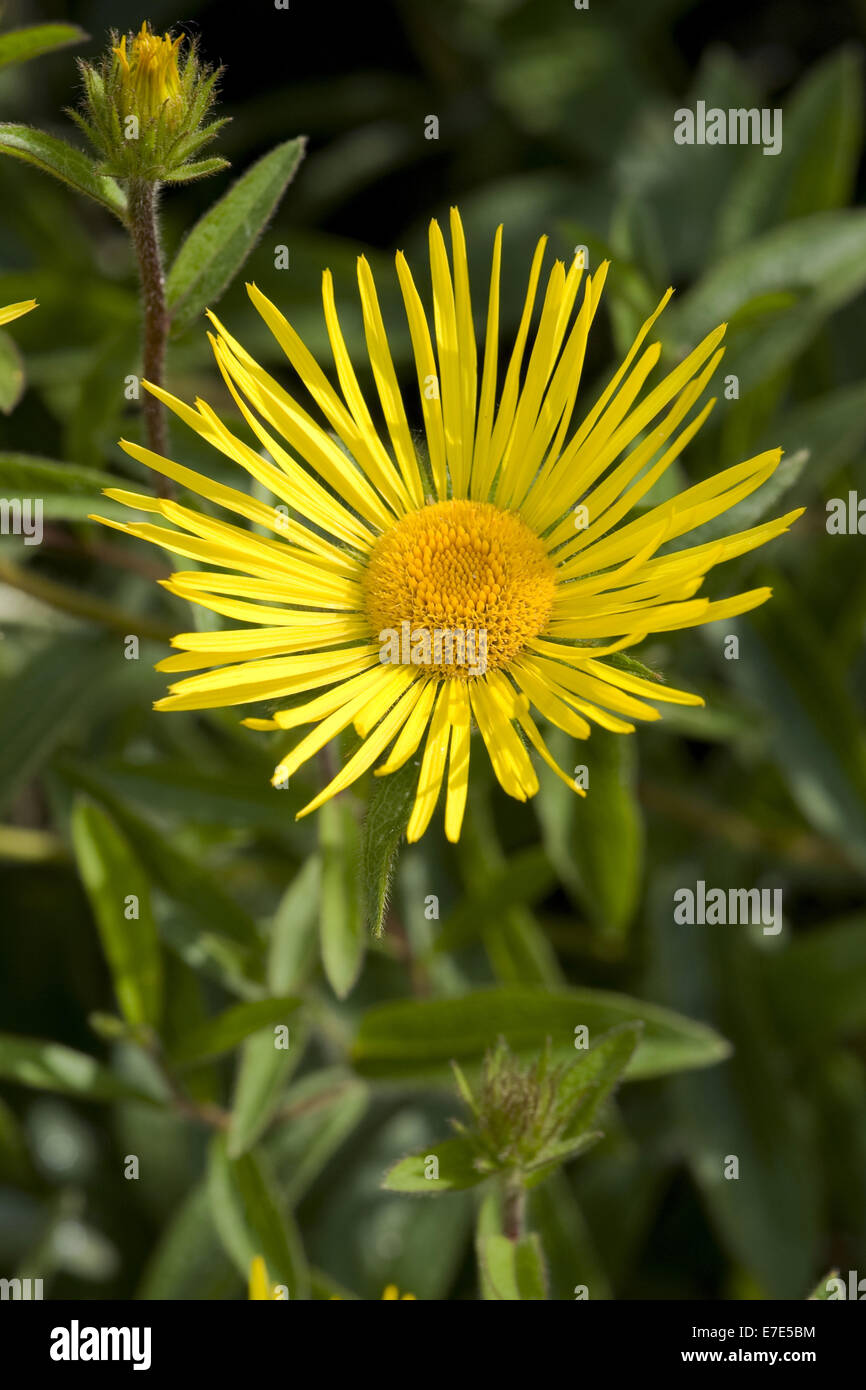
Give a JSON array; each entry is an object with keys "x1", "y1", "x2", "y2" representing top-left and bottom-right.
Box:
[
  {"x1": 762, "y1": 382, "x2": 866, "y2": 495},
  {"x1": 726, "y1": 581, "x2": 866, "y2": 872},
  {"x1": 267, "y1": 856, "x2": 321, "y2": 992},
  {"x1": 138, "y1": 1182, "x2": 237, "y2": 1300},
  {"x1": 360, "y1": 758, "x2": 418, "y2": 936},
  {"x1": 762, "y1": 914, "x2": 866, "y2": 1043},
  {"x1": 0, "y1": 329, "x2": 26, "y2": 412},
  {"x1": 668, "y1": 210, "x2": 866, "y2": 349},
  {"x1": 523, "y1": 1132, "x2": 602, "y2": 1183},
  {"x1": 557, "y1": 1023, "x2": 643, "y2": 1138},
  {"x1": 166, "y1": 137, "x2": 306, "y2": 335},
  {"x1": 351, "y1": 986, "x2": 730, "y2": 1083},
  {"x1": 0, "y1": 24, "x2": 88, "y2": 70},
  {"x1": 478, "y1": 1232, "x2": 547, "y2": 1301},
  {"x1": 207, "y1": 1135, "x2": 310, "y2": 1299},
  {"x1": 717, "y1": 48, "x2": 863, "y2": 253},
  {"x1": 0, "y1": 1033, "x2": 156, "y2": 1104},
  {"x1": 162, "y1": 156, "x2": 230, "y2": 184},
  {"x1": 382, "y1": 1136, "x2": 485, "y2": 1194},
  {"x1": 0, "y1": 124, "x2": 127, "y2": 221},
  {"x1": 265, "y1": 1070, "x2": 370, "y2": 1206},
  {"x1": 60, "y1": 759, "x2": 266, "y2": 988},
  {"x1": 166, "y1": 997, "x2": 300, "y2": 1068},
  {"x1": 70, "y1": 798, "x2": 163, "y2": 1031},
  {"x1": 319, "y1": 797, "x2": 364, "y2": 999},
  {"x1": 535, "y1": 727, "x2": 643, "y2": 947},
  {"x1": 435, "y1": 846, "x2": 556, "y2": 955},
  {"x1": 648, "y1": 873, "x2": 821, "y2": 1299},
  {"x1": 0, "y1": 453, "x2": 129, "y2": 521},
  {"x1": 0, "y1": 636, "x2": 116, "y2": 816},
  {"x1": 228, "y1": 1025, "x2": 305, "y2": 1159},
  {"x1": 529, "y1": 1172, "x2": 611, "y2": 1300}
]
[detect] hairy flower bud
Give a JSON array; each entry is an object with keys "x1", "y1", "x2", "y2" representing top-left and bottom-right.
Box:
[{"x1": 70, "y1": 21, "x2": 229, "y2": 185}]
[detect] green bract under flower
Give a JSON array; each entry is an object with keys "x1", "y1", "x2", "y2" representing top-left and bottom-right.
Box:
[
  {"x1": 70, "y1": 20, "x2": 228, "y2": 184},
  {"x1": 452, "y1": 1036, "x2": 616, "y2": 1181}
]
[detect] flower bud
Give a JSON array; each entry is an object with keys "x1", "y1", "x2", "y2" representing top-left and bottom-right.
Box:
[{"x1": 71, "y1": 21, "x2": 229, "y2": 185}]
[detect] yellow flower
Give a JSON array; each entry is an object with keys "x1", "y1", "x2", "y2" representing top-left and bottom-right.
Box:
[
  {"x1": 0, "y1": 300, "x2": 37, "y2": 327},
  {"x1": 330, "y1": 1284, "x2": 416, "y2": 1300},
  {"x1": 250, "y1": 1254, "x2": 415, "y2": 1301},
  {"x1": 248, "y1": 1256, "x2": 284, "y2": 1300},
  {"x1": 112, "y1": 22, "x2": 183, "y2": 124},
  {"x1": 93, "y1": 210, "x2": 802, "y2": 842}
]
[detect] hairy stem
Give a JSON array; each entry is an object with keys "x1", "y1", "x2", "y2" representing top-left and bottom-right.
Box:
[
  {"x1": 127, "y1": 179, "x2": 171, "y2": 494},
  {"x1": 503, "y1": 1177, "x2": 526, "y2": 1242}
]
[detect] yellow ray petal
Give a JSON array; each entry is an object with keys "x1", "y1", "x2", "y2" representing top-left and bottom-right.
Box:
[
  {"x1": 374, "y1": 679, "x2": 438, "y2": 775},
  {"x1": 274, "y1": 667, "x2": 414, "y2": 786},
  {"x1": 246, "y1": 281, "x2": 411, "y2": 516},
  {"x1": 406, "y1": 685, "x2": 452, "y2": 842},
  {"x1": 482, "y1": 235, "x2": 548, "y2": 493},
  {"x1": 449, "y1": 207, "x2": 478, "y2": 497},
  {"x1": 297, "y1": 680, "x2": 426, "y2": 818},
  {"x1": 0, "y1": 299, "x2": 37, "y2": 327},
  {"x1": 444, "y1": 682, "x2": 471, "y2": 843},
  {"x1": 470, "y1": 677, "x2": 538, "y2": 800},
  {"x1": 428, "y1": 218, "x2": 468, "y2": 496},
  {"x1": 356, "y1": 255, "x2": 426, "y2": 507},
  {"x1": 511, "y1": 660, "x2": 592, "y2": 739},
  {"x1": 513, "y1": 703, "x2": 588, "y2": 796},
  {"x1": 395, "y1": 251, "x2": 449, "y2": 499},
  {"x1": 470, "y1": 224, "x2": 503, "y2": 499}
]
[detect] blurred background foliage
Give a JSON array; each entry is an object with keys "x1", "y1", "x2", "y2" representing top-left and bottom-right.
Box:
[{"x1": 1, "y1": 0, "x2": 865, "y2": 1300}]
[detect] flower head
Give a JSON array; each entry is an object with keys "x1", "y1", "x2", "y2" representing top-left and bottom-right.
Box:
[
  {"x1": 93, "y1": 210, "x2": 803, "y2": 842},
  {"x1": 112, "y1": 24, "x2": 183, "y2": 127},
  {"x1": 71, "y1": 20, "x2": 228, "y2": 183}
]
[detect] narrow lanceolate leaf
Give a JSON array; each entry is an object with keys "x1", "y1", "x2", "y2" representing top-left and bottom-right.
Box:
[
  {"x1": 351, "y1": 987, "x2": 730, "y2": 1083},
  {"x1": 319, "y1": 797, "x2": 364, "y2": 999},
  {"x1": 166, "y1": 137, "x2": 306, "y2": 335},
  {"x1": 360, "y1": 757, "x2": 419, "y2": 935},
  {"x1": 228, "y1": 1028, "x2": 300, "y2": 1160},
  {"x1": 0, "y1": 637, "x2": 116, "y2": 816},
  {"x1": 0, "y1": 24, "x2": 87, "y2": 70},
  {"x1": 0, "y1": 455, "x2": 129, "y2": 521},
  {"x1": 166, "y1": 997, "x2": 300, "y2": 1068},
  {"x1": 0, "y1": 1033, "x2": 156, "y2": 1104},
  {"x1": 61, "y1": 761, "x2": 266, "y2": 987},
  {"x1": 0, "y1": 330, "x2": 25, "y2": 413},
  {"x1": 0, "y1": 125, "x2": 127, "y2": 221},
  {"x1": 266, "y1": 1070, "x2": 369, "y2": 1207},
  {"x1": 207, "y1": 1136, "x2": 309, "y2": 1300},
  {"x1": 71, "y1": 799, "x2": 163, "y2": 1031},
  {"x1": 268, "y1": 856, "x2": 321, "y2": 992},
  {"x1": 478, "y1": 1233, "x2": 548, "y2": 1301},
  {"x1": 556, "y1": 1023, "x2": 643, "y2": 1139},
  {"x1": 382, "y1": 1136, "x2": 485, "y2": 1194},
  {"x1": 138, "y1": 1182, "x2": 236, "y2": 1300},
  {"x1": 536, "y1": 726, "x2": 643, "y2": 949}
]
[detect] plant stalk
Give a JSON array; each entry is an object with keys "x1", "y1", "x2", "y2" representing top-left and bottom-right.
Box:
[
  {"x1": 127, "y1": 179, "x2": 171, "y2": 495},
  {"x1": 503, "y1": 1177, "x2": 527, "y2": 1242}
]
